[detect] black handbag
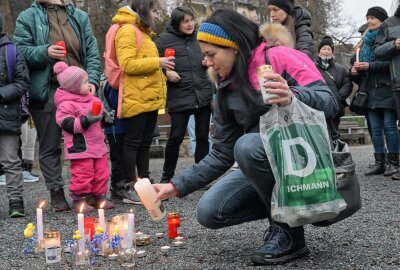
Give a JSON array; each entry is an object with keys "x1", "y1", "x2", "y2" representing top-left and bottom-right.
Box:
[
  {"x1": 313, "y1": 132, "x2": 362, "y2": 226},
  {"x1": 349, "y1": 79, "x2": 368, "y2": 115}
]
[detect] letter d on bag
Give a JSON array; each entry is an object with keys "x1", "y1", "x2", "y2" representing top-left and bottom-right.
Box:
[{"x1": 282, "y1": 137, "x2": 316, "y2": 177}]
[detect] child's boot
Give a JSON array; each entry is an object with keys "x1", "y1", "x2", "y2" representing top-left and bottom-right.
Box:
[
  {"x1": 94, "y1": 194, "x2": 115, "y2": 210},
  {"x1": 71, "y1": 193, "x2": 95, "y2": 213}
]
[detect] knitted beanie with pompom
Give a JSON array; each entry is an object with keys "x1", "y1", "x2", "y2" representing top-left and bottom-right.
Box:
[{"x1": 53, "y1": 62, "x2": 88, "y2": 94}]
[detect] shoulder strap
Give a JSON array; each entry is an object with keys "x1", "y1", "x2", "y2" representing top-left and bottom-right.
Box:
[{"x1": 5, "y1": 44, "x2": 17, "y2": 82}]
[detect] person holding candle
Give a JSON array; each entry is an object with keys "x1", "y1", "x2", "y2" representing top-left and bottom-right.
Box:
[
  {"x1": 0, "y1": 13, "x2": 31, "y2": 218},
  {"x1": 14, "y1": 0, "x2": 101, "y2": 212},
  {"x1": 111, "y1": 0, "x2": 170, "y2": 198},
  {"x1": 53, "y1": 62, "x2": 114, "y2": 213},
  {"x1": 374, "y1": 4, "x2": 400, "y2": 179},
  {"x1": 153, "y1": 9, "x2": 338, "y2": 265},
  {"x1": 155, "y1": 6, "x2": 213, "y2": 183},
  {"x1": 350, "y1": 7, "x2": 398, "y2": 177}
]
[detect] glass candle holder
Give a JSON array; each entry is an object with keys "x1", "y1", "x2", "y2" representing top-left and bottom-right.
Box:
[
  {"x1": 44, "y1": 230, "x2": 61, "y2": 263},
  {"x1": 35, "y1": 239, "x2": 45, "y2": 253},
  {"x1": 74, "y1": 242, "x2": 90, "y2": 265},
  {"x1": 118, "y1": 246, "x2": 136, "y2": 267}
]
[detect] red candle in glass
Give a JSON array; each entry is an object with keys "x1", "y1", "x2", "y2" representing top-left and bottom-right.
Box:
[
  {"x1": 167, "y1": 212, "x2": 181, "y2": 239},
  {"x1": 164, "y1": 48, "x2": 175, "y2": 58},
  {"x1": 84, "y1": 217, "x2": 95, "y2": 241},
  {"x1": 91, "y1": 101, "x2": 102, "y2": 116},
  {"x1": 55, "y1": 40, "x2": 67, "y2": 56}
]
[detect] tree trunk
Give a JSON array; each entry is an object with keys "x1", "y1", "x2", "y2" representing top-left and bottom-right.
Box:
[{"x1": 8, "y1": 0, "x2": 32, "y2": 32}]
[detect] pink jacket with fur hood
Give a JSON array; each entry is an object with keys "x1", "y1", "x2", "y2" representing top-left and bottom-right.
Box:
[{"x1": 54, "y1": 89, "x2": 108, "y2": 160}]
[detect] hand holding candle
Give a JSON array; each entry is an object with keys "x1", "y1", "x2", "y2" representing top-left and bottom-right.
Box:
[
  {"x1": 91, "y1": 101, "x2": 102, "y2": 116},
  {"x1": 55, "y1": 40, "x2": 67, "y2": 56}
]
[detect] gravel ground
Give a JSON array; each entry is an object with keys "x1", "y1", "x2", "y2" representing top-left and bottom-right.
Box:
[{"x1": 0, "y1": 144, "x2": 399, "y2": 270}]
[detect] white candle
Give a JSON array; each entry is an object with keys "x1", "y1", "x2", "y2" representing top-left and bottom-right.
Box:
[
  {"x1": 36, "y1": 201, "x2": 45, "y2": 243},
  {"x1": 127, "y1": 211, "x2": 134, "y2": 249},
  {"x1": 356, "y1": 48, "x2": 360, "y2": 62},
  {"x1": 98, "y1": 201, "x2": 106, "y2": 233},
  {"x1": 77, "y1": 204, "x2": 85, "y2": 252}
]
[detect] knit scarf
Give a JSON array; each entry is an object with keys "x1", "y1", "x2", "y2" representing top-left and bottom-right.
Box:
[
  {"x1": 317, "y1": 56, "x2": 335, "y2": 70},
  {"x1": 360, "y1": 29, "x2": 378, "y2": 63}
]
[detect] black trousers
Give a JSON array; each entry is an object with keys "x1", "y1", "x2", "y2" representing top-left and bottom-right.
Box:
[
  {"x1": 106, "y1": 133, "x2": 126, "y2": 189},
  {"x1": 162, "y1": 106, "x2": 211, "y2": 181},
  {"x1": 122, "y1": 110, "x2": 158, "y2": 182}
]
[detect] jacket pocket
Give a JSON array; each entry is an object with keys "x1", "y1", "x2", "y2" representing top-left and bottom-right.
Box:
[
  {"x1": 67, "y1": 133, "x2": 87, "y2": 154},
  {"x1": 137, "y1": 73, "x2": 159, "y2": 90}
]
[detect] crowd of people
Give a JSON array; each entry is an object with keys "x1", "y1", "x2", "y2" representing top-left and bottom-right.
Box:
[{"x1": 0, "y1": 0, "x2": 399, "y2": 266}]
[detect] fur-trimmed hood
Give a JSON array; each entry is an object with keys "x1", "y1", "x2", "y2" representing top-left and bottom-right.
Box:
[{"x1": 207, "y1": 23, "x2": 294, "y2": 85}]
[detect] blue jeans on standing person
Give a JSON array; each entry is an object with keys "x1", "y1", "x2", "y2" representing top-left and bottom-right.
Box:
[
  {"x1": 187, "y1": 114, "x2": 212, "y2": 154},
  {"x1": 368, "y1": 109, "x2": 399, "y2": 153}
]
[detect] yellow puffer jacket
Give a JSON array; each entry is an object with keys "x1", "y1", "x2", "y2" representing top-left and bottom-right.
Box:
[{"x1": 113, "y1": 7, "x2": 166, "y2": 118}]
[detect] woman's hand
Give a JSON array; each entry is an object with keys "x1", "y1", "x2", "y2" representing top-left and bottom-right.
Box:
[
  {"x1": 166, "y1": 70, "x2": 181, "y2": 82},
  {"x1": 160, "y1": 57, "x2": 175, "y2": 70},
  {"x1": 153, "y1": 183, "x2": 178, "y2": 202},
  {"x1": 48, "y1": 44, "x2": 66, "y2": 60},
  {"x1": 353, "y1": 62, "x2": 369, "y2": 71},
  {"x1": 263, "y1": 73, "x2": 292, "y2": 106}
]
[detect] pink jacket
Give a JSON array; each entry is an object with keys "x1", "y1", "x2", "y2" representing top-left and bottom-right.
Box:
[{"x1": 54, "y1": 89, "x2": 108, "y2": 160}]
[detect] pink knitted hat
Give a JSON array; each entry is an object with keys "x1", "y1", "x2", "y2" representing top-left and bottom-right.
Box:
[{"x1": 53, "y1": 62, "x2": 88, "y2": 94}]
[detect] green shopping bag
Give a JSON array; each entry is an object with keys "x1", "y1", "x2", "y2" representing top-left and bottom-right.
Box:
[{"x1": 260, "y1": 97, "x2": 346, "y2": 227}]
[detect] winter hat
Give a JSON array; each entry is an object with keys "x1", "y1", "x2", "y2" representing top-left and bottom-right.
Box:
[
  {"x1": 318, "y1": 36, "x2": 334, "y2": 53},
  {"x1": 197, "y1": 23, "x2": 239, "y2": 49},
  {"x1": 366, "y1": 6, "x2": 388, "y2": 22},
  {"x1": 268, "y1": 0, "x2": 295, "y2": 15},
  {"x1": 0, "y1": 13, "x2": 3, "y2": 33},
  {"x1": 53, "y1": 62, "x2": 88, "y2": 94}
]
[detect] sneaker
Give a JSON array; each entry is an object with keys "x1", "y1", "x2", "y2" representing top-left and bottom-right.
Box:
[
  {"x1": 0, "y1": 174, "x2": 5, "y2": 186},
  {"x1": 9, "y1": 199, "x2": 26, "y2": 218},
  {"x1": 50, "y1": 188, "x2": 71, "y2": 212},
  {"x1": 250, "y1": 224, "x2": 308, "y2": 265},
  {"x1": 22, "y1": 171, "x2": 40, "y2": 182},
  {"x1": 111, "y1": 183, "x2": 142, "y2": 205}
]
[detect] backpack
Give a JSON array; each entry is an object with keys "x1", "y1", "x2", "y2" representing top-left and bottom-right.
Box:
[
  {"x1": 104, "y1": 23, "x2": 142, "y2": 90},
  {"x1": 5, "y1": 44, "x2": 29, "y2": 117}
]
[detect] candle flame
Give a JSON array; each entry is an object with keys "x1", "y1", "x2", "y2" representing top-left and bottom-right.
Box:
[
  {"x1": 79, "y1": 203, "x2": 84, "y2": 213},
  {"x1": 38, "y1": 201, "x2": 45, "y2": 209},
  {"x1": 130, "y1": 208, "x2": 133, "y2": 213},
  {"x1": 100, "y1": 201, "x2": 106, "y2": 209}
]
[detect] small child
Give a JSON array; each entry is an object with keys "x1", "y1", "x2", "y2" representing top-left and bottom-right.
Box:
[
  {"x1": 53, "y1": 62, "x2": 114, "y2": 213},
  {"x1": 0, "y1": 12, "x2": 30, "y2": 217}
]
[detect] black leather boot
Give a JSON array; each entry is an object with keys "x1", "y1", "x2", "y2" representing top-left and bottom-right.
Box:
[
  {"x1": 384, "y1": 153, "x2": 399, "y2": 176},
  {"x1": 364, "y1": 153, "x2": 386, "y2": 176}
]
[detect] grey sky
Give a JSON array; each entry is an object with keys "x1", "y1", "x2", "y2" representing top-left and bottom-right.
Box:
[{"x1": 342, "y1": 0, "x2": 394, "y2": 26}]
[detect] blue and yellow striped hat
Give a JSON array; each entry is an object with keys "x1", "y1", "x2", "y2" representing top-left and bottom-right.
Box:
[{"x1": 197, "y1": 23, "x2": 239, "y2": 49}]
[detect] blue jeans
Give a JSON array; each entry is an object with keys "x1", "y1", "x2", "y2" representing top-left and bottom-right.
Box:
[
  {"x1": 368, "y1": 109, "x2": 399, "y2": 153},
  {"x1": 197, "y1": 133, "x2": 302, "y2": 231}
]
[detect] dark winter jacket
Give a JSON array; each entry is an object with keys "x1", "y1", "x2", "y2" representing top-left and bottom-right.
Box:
[
  {"x1": 13, "y1": 1, "x2": 101, "y2": 105},
  {"x1": 155, "y1": 23, "x2": 213, "y2": 113},
  {"x1": 374, "y1": 8, "x2": 400, "y2": 114},
  {"x1": 0, "y1": 34, "x2": 30, "y2": 134},
  {"x1": 350, "y1": 58, "x2": 394, "y2": 110},
  {"x1": 315, "y1": 57, "x2": 353, "y2": 116},
  {"x1": 171, "y1": 39, "x2": 338, "y2": 197},
  {"x1": 292, "y1": 6, "x2": 314, "y2": 58}
]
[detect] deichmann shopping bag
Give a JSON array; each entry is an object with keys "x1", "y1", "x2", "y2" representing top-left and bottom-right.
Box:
[{"x1": 260, "y1": 97, "x2": 346, "y2": 227}]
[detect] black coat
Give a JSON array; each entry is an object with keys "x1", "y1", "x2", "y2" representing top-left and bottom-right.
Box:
[
  {"x1": 350, "y1": 58, "x2": 394, "y2": 111},
  {"x1": 292, "y1": 6, "x2": 314, "y2": 58},
  {"x1": 0, "y1": 34, "x2": 30, "y2": 134},
  {"x1": 155, "y1": 24, "x2": 213, "y2": 113},
  {"x1": 374, "y1": 10, "x2": 400, "y2": 116},
  {"x1": 315, "y1": 57, "x2": 353, "y2": 116}
]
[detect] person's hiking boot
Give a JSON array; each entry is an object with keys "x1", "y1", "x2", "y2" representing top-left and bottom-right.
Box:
[
  {"x1": 110, "y1": 182, "x2": 141, "y2": 205},
  {"x1": 71, "y1": 193, "x2": 95, "y2": 213},
  {"x1": 250, "y1": 224, "x2": 308, "y2": 265},
  {"x1": 384, "y1": 153, "x2": 399, "y2": 176},
  {"x1": 9, "y1": 198, "x2": 26, "y2": 218},
  {"x1": 364, "y1": 153, "x2": 386, "y2": 176},
  {"x1": 50, "y1": 188, "x2": 71, "y2": 212},
  {"x1": 94, "y1": 194, "x2": 115, "y2": 209}
]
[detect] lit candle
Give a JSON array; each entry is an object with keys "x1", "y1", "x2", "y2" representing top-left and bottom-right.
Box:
[
  {"x1": 356, "y1": 48, "x2": 360, "y2": 63},
  {"x1": 127, "y1": 210, "x2": 134, "y2": 249},
  {"x1": 98, "y1": 201, "x2": 106, "y2": 233},
  {"x1": 36, "y1": 201, "x2": 45, "y2": 243},
  {"x1": 77, "y1": 204, "x2": 85, "y2": 252}
]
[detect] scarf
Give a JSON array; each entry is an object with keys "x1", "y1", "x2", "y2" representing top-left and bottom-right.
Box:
[
  {"x1": 316, "y1": 56, "x2": 335, "y2": 70},
  {"x1": 360, "y1": 29, "x2": 378, "y2": 63}
]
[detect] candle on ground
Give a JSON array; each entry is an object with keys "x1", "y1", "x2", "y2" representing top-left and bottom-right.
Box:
[
  {"x1": 36, "y1": 201, "x2": 45, "y2": 244},
  {"x1": 77, "y1": 204, "x2": 86, "y2": 252}
]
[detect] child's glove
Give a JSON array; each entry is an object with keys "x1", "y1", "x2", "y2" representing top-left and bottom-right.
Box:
[
  {"x1": 87, "y1": 110, "x2": 102, "y2": 123},
  {"x1": 103, "y1": 110, "x2": 115, "y2": 124}
]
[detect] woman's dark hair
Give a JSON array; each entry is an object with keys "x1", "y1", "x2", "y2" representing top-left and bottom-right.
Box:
[
  {"x1": 203, "y1": 9, "x2": 262, "y2": 115},
  {"x1": 131, "y1": 0, "x2": 159, "y2": 32},
  {"x1": 171, "y1": 6, "x2": 195, "y2": 32}
]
